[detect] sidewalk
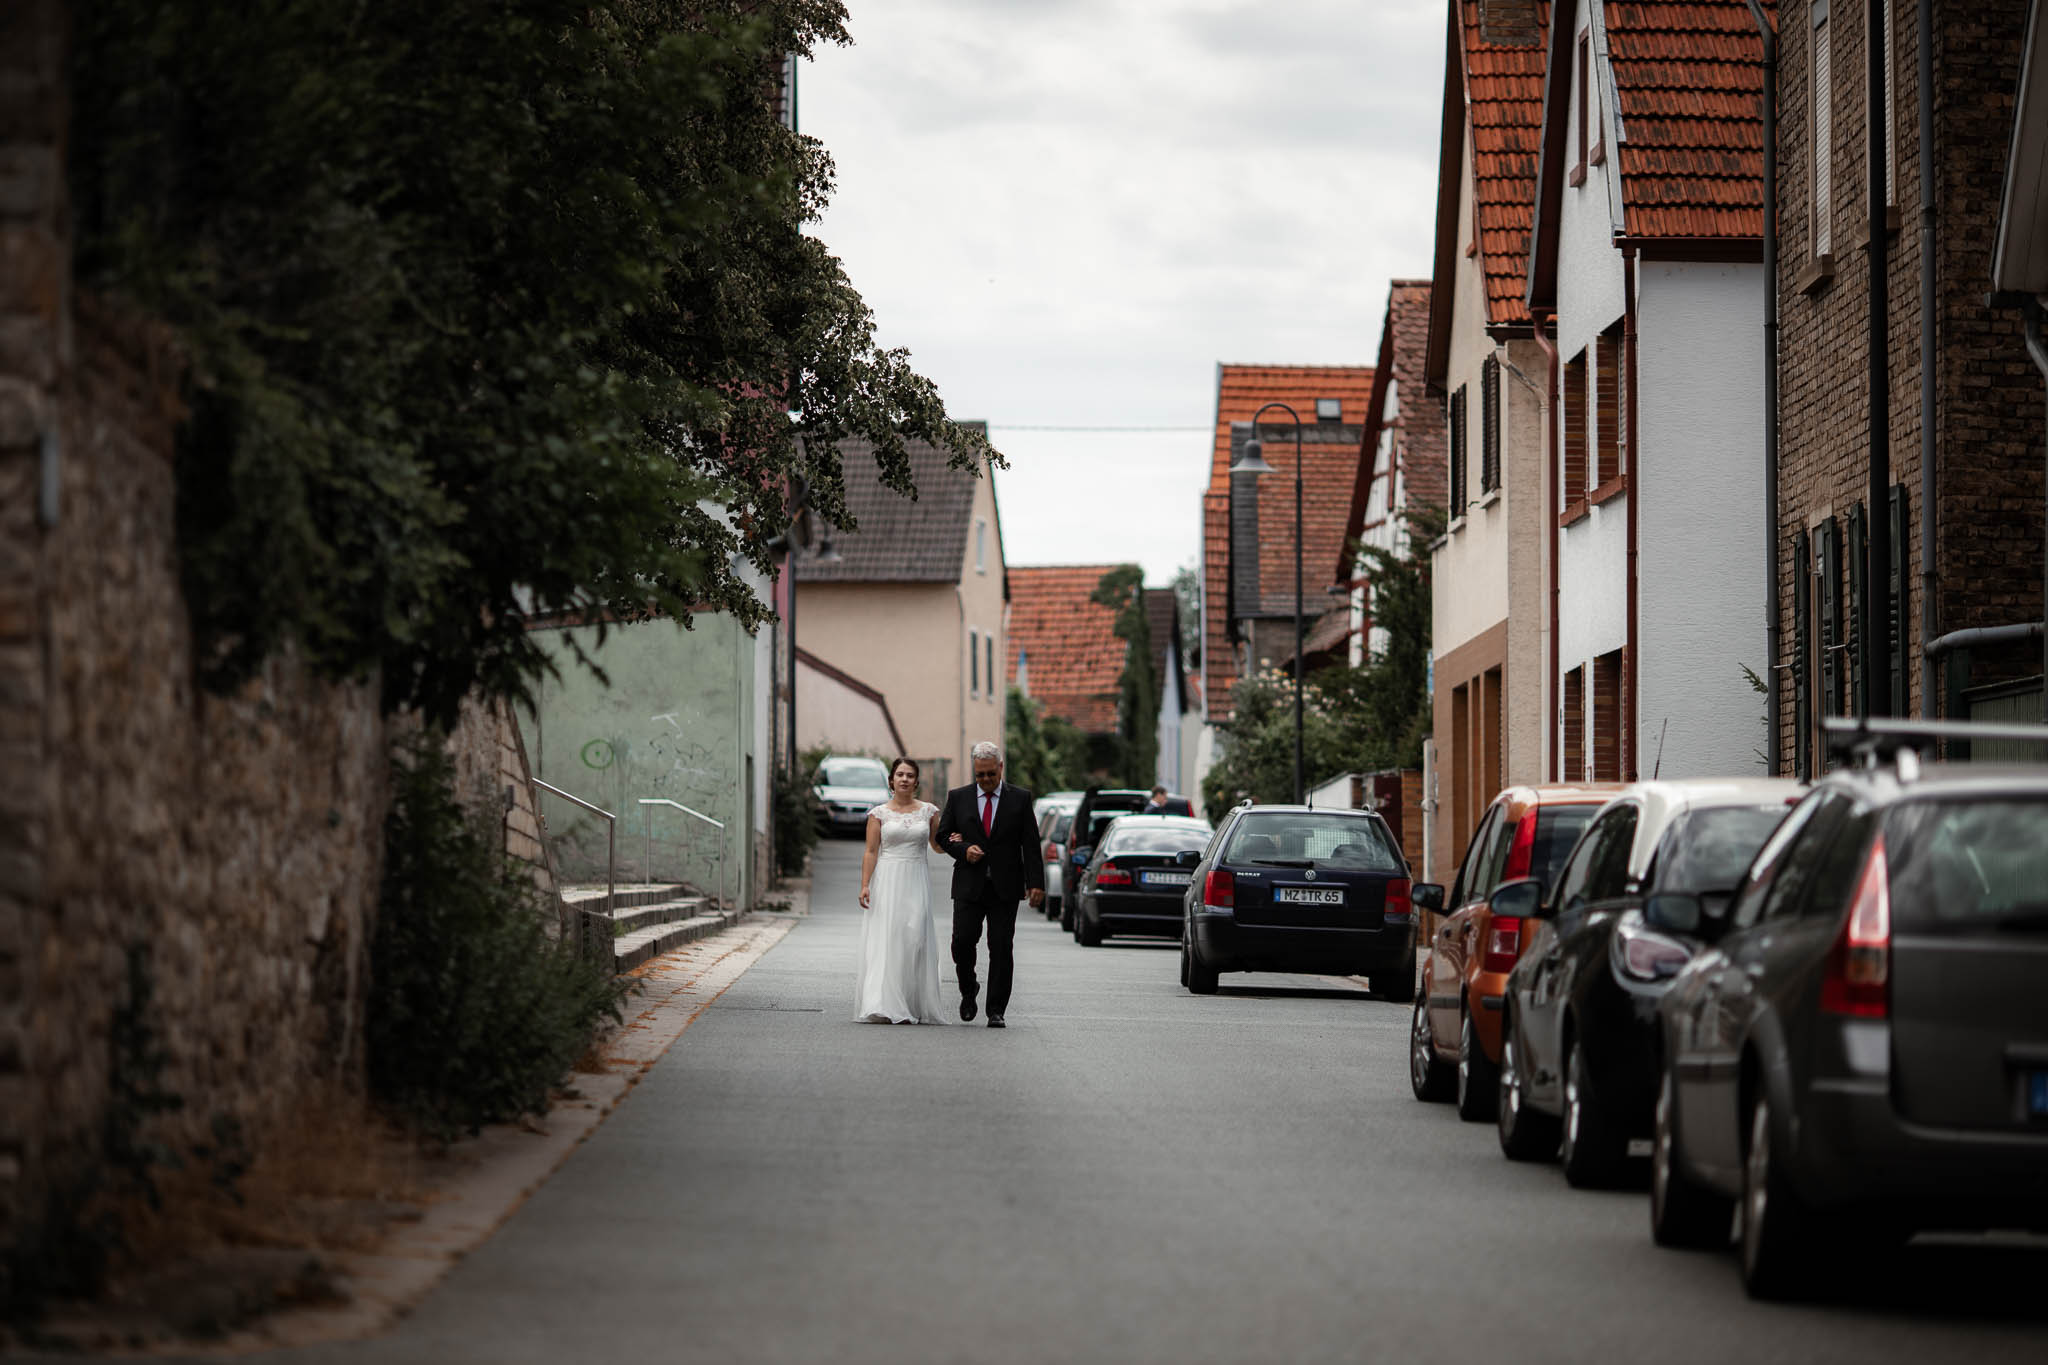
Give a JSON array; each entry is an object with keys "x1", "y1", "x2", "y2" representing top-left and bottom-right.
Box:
[{"x1": 21, "y1": 884, "x2": 809, "y2": 1357}]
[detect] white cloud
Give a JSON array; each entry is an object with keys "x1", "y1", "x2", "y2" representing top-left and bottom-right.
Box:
[{"x1": 804, "y1": 0, "x2": 1443, "y2": 582}]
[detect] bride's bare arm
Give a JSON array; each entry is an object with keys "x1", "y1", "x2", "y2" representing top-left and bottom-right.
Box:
[
  {"x1": 927, "y1": 806, "x2": 944, "y2": 853},
  {"x1": 859, "y1": 811, "x2": 882, "y2": 907}
]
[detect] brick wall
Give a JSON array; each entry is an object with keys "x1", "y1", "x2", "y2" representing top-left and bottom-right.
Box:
[{"x1": 1775, "y1": 0, "x2": 2042, "y2": 769}]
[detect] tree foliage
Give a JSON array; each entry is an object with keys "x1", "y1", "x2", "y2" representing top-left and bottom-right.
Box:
[
  {"x1": 1200, "y1": 667, "x2": 1345, "y2": 813},
  {"x1": 1005, "y1": 687, "x2": 1091, "y2": 798},
  {"x1": 1091, "y1": 565, "x2": 1159, "y2": 788},
  {"x1": 69, "y1": 0, "x2": 993, "y2": 723},
  {"x1": 1316, "y1": 503, "x2": 1446, "y2": 773}
]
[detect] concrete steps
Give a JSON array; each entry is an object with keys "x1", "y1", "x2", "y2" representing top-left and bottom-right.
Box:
[{"x1": 562, "y1": 884, "x2": 744, "y2": 973}]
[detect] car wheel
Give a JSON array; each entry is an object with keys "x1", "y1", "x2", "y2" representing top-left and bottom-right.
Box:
[
  {"x1": 1740, "y1": 1091, "x2": 1822, "y2": 1300},
  {"x1": 1060, "y1": 897, "x2": 1077, "y2": 934},
  {"x1": 1560, "y1": 1035, "x2": 1629, "y2": 1188},
  {"x1": 1179, "y1": 934, "x2": 1191, "y2": 987},
  {"x1": 1370, "y1": 965, "x2": 1416, "y2": 1003},
  {"x1": 1409, "y1": 994, "x2": 1455, "y2": 1102},
  {"x1": 1496, "y1": 1026, "x2": 1561, "y2": 1161},
  {"x1": 1456, "y1": 1010, "x2": 1499, "y2": 1122},
  {"x1": 1650, "y1": 1064, "x2": 1732, "y2": 1249},
  {"x1": 1044, "y1": 895, "x2": 1060, "y2": 920},
  {"x1": 1186, "y1": 941, "x2": 1219, "y2": 995},
  {"x1": 1077, "y1": 909, "x2": 1103, "y2": 947}
]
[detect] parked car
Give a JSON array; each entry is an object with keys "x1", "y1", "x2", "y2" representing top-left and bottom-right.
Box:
[
  {"x1": 1491, "y1": 778, "x2": 1803, "y2": 1183},
  {"x1": 1652, "y1": 721, "x2": 2048, "y2": 1299},
  {"x1": 1035, "y1": 792, "x2": 1086, "y2": 918},
  {"x1": 1409, "y1": 784, "x2": 1623, "y2": 1118},
  {"x1": 1071, "y1": 814, "x2": 1213, "y2": 945},
  {"x1": 812, "y1": 755, "x2": 893, "y2": 836},
  {"x1": 1180, "y1": 803, "x2": 1440, "y2": 997},
  {"x1": 1060, "y1": 788, "x2": 1156, "y2": 931}
]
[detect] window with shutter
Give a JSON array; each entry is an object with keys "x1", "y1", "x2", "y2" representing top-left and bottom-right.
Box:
[
  {"x1": 1819, "y1": 517, "x2": 1842, "y2": 724},
  {"x1": 1813, "y1": 1, "x2": 1833, "y2": 256},
  {"x1": 1563, "y1": 351, "x2": 1588, "y2": 505},
  {"x1": 1594, "y1": 328, "x2": 1621, "y2": 487},
  {"x1": 1846, "y1": 502, "x2": 1868, "y2": 717},
  {"x1": 1480, "y1": 356, "x2": 1501, "y2": 493},
  {"x1": 1561, "y1": 666, "x2": 1585, "y2": 781},
  {"x1": 1880, "y1": 0, "x2": 1895, "y2": 208},
  {"x1": 1889, "y1": 485, "x2": 1909, "y2": 714},
  {"x1": 1793, "y1": 529, "x2": 1812, "y2": 780},
  {"x1": 1450, "y1": 384, "x2": 1469, "y2": 512},
  {"x1": 969, "y1": 627, "x2": 980, "y2": 696}
]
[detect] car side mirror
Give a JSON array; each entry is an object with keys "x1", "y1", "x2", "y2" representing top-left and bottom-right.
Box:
[
  {"x1": 1488, "y1": 877, "x2": 1545, "y2": 920},
  {"x1": 1644, "y1": 891, "x2": 1703, "y2": 935},
  {"x1": 1410, "y1": 882, "x2": 1445, "y2": 913},
  {"x1": 1174, "y1": 849, "x2": 1201, "y2": 868}
]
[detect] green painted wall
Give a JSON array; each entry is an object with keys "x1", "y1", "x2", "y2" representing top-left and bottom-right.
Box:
[{"x1": 518, "y1": 615, "x2": 756, "y2": 908}]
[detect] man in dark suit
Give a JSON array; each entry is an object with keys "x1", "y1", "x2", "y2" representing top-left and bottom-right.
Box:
[{"x1": 936, "y1": 740, "x2": 1044, "y2": 1028}]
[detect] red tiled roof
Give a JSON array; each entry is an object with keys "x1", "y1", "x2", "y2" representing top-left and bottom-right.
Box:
[
  {"x1": 1605, "y1": 3, "x2": 1767, "y2": 240},
  {"x1": 1201, "y1": 365, "x2": 1375, "y2": 722},
  {"x1": 1465, "y1": 0, "x2": 1552, "y2": 329},
  {"x1": 1341, "y1": 281, "x2": 1446, "y2": 583},
  {"x1": 1006, "y1": 564, "x2": 1127, "y2": 734}
]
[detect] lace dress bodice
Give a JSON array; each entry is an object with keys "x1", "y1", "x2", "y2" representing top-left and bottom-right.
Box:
[{"x1": 872, "y1": 802, "x2": 935, "y2": 861}]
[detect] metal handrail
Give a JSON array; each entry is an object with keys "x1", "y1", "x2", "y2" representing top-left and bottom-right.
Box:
[
  {"x1": 534, "y1": 779, "x2": 614, "y2": 918},
  {"x1": 638, "y1": 798, "x2": 727, "y2": 912}
]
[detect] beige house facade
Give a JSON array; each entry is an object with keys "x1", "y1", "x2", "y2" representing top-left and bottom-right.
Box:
[{"x1": 793, "y1": 432, "x2": 1008, "y2": 797}]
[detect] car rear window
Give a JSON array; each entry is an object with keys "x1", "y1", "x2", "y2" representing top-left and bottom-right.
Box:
[
  {"x1": 1221, "y1": 812, "x2": 1402, "y2": 872},
  {"x1": 1104, "y1": 824, "x2": 1212, "y2": 855},
  {"x1": 1884, "y1": 797, "x2": 2048, "y2": 926},
  {"x1": 1049, "y1": 813, "x2": 1073, "y2": 841},
  {"x1": 1528, "y1": 805, "x2": 1598, "y2": 889},
  {"x1": 819, "y1": 758, "x2": 888, "y2": 786},
  {"x1": 1653, "y1": 806, "x2": 1788, "y2": 895}
]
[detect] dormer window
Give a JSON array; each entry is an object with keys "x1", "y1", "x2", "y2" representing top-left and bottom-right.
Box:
[
  {"x1": 975, "y1": 519, "x2": 987, "y2": 573},
  {"x1": 1316, "y1": 398, "x2": 1342, "y2": 422}
]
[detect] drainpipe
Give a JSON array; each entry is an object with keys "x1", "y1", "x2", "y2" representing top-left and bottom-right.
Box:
[
  {"x1": 1746, "y1": 0, "x2": 1781, "y2": 770},
  {"x1": 2024, "y1": 300, "x2": 2048, "y2": 720},
  {"x1": 1533, "y1": 315, "x2": 1562, "y2": 782},
  {"x1": 1622, "y1": 243, "x2": 1641, "y2": 780},
  {"x1": 1917, "y1": 0, "x2": 1938, "y2": 717},
  {"x1": 1864, "y1": 0, "x2": 1893, "y2": 716}
]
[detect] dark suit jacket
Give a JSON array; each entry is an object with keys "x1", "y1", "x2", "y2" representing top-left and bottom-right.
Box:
[{"x1": 935, "y1": 782, "x2": 1044, "y2": 905}]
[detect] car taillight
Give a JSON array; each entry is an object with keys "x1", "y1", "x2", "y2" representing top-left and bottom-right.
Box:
[
  {"x1": 1481, "y1": 917, "x2": 1523, "y2": 974},
  {"x1": 1384, "y1": 878, "x2": 1413, "y2": 919},
  {"x1": 1097, "y1": 862, "x2": 1132, "y2": 886},
  {"x1": 1203, "y1": 868, "x2": 1235, "y2": 909},
  {"x1": 1043, "y1": 841, "x2": 1058, "y2": 862},
  {"x1": 1821, "y1": 833, "x2": 1890, "y2": 1018},
  {"x1": 1505, "y1": 810, "x2": 1537, "y2": 880}
]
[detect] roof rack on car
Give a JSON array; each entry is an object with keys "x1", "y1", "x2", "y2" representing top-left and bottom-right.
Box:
[{"x1": 1822, "y1": 715, "x2": 2048, "y2": 773}]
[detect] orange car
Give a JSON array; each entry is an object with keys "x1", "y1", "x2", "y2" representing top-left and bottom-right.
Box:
[{"x1": 1409, "y1": 783, "x2": 1623, "y2": 1119}]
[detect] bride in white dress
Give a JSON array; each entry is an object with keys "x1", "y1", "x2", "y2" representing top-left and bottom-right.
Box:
[{"x1": 855, "y1": 757, "x2": 948, "y2": 1024}]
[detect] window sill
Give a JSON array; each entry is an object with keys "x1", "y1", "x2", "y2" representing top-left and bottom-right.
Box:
[
  {"x1": 1848, "y1": 206, "x2": 1904, "y2": 252},
  {"x1": 1590, "y1": 474, "x2": 1628, "y2": 508},
  {"x1": 1590, "y1": 140, "x2": 1606, "y2": 167},
  {"x1": 1476, "y1": 487, "x2": 1502, "y2": 510},
  {"x1": 1795, "y1": 253, "x2": 1835, "y2": 296},
  {"x1": 1559, "y1": 499, "x2": 1589, "y2": 529},
  {"x1": 1447, "y1": 513, "x2": 1468, "y2": 536},
  {"x1": 1569, "y1": 162, "x2": 1587, "y2": 188}
]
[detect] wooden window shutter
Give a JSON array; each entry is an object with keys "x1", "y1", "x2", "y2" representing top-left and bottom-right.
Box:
[
  {"x1": 1814, "y1": 1, "x2": 1833, "y2": 257},
  {"x1": 1595, "y1": 329, "x2": 1621, "y2": 487},
  {"x1": 1846, "y1": 502, "x2": 1868, "y2": 717},
  {"x1": 1450, "y1": 384, "x2": 1468, "y2": 511},
  {"x1": 1481, "y1": 356, "x2": 1501, "y2": 493},
  {"x1": 1561, "y1": 666, "x2": 1585, "y2": 781},
  {"x1": 1819, "y1": 517, "x2": 1842, "y2": 723},
  {"x1": 1563, "y1": 351, "x2": 1588, "y2": 500},
  {"x1": 1793, "y1": 529, "x2": 1812, "y2": 780},
  {"x1": 1880, "y1": 0, "x2": 1896, "y2": 208},
  {"x1": 1889, "y1": 484, "x2": 1910, "y2": 714},
  {"x1": 1577, "y1": 31, "x2": 1590, "y2": 172}
]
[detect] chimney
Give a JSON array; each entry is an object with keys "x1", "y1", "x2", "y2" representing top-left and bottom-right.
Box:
[
  {"x1": 1479, "y1": 0, "x2": 1541, "y2": 46},
  {"x1": 1228, "y1": 421, "x2": 1263, "y2": 626}
]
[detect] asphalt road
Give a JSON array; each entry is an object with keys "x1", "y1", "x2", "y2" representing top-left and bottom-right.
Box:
[{"x1": 273, "y1": 838, "x2": 2045, "y2": 1364}]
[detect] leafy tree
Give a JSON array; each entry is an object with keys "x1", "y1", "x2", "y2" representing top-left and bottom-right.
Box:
[
  {"x1": 1091, "y1": 565, "x2": 1158, "y2": 788},
  {"x1": 1170, "y1": 561, "x2": 1202, "y2": 669},
  {"x1": 1005, "y1": 687, "x2": 1090, "y2": 797},
  {"x1": 1316, "y1": 503, "x2": 1446, "y2": 773},
  {"x1": 1200, "y1": 667, "x2": 1345, "y2": 813},
  {"x1": 69, "y1": 0, "x2": 992, "y2": 723}
]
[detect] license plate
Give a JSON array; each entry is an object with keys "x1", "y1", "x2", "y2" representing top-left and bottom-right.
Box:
[
  {"x1": 1142, "y1": 871, "x2": 1192, "y2": 886},
  {"x1": 2030, "y1": 1071, "x2": 2048, "y2": 1118},
  {"x1": 1275, "y1": 886, "x2": 1344, "y2": 906}
]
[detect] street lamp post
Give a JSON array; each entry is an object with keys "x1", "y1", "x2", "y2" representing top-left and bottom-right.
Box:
[{"x1": 1230, "y1": 403, "x2": 1305, "y2": 803}]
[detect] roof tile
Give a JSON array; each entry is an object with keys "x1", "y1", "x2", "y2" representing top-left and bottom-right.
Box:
[
  {"x1": 1007, "y1": 564, "x2": 1127, "y2": 734},
  {"x1": 798, "y1": 431, "x2": 988, "y2": 583},
  {"x1": 1464, "y1": 0, "x2": 1554, "y2": 329}
]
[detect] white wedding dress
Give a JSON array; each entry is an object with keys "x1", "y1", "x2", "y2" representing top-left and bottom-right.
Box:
[{"x1": 855, "y1": 801, "x2": 947, "y2": 1024}]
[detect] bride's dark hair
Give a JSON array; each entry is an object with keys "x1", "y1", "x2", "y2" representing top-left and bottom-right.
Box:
[{"x1": 889, "y1": 757, "x2": 920, "y2": 787}]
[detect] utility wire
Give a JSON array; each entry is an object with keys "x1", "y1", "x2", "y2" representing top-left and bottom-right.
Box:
[{"x1": 988, "y1": 423, "x2": 1211, "y2": 432}]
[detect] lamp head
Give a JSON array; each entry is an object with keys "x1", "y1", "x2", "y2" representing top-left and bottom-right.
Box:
[
  {"x1": 812, "y1": 534, "x2": 844, "y2": 565},
  {"x1": 1231, "y1": 437, "x2": 1276, "y2": 476}
]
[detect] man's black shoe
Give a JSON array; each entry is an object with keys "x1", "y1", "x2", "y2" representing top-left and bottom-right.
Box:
[
  {"x1": 987, "y1": 1014, "x2": 1006, "y2": 1028},
  {"x1": 961, "y1": 997, "x2": 977, "y2": 1022}
]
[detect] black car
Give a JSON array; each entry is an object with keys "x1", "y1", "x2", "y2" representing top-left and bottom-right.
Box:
[
  {"x1": 1653, "y1": 720, "x2": 2048, "y2": 1299},
  {"x1": 1179, "y1": 803, "x2": 1442, "y2": 998},
  {"x1": 1060, "y1": 788, "x2": 1157, "y2": 932},
  {"x1": 1071, "y1": 814, "x2": 1213, "y2": 946},
  {"x1": 1493, "y1": 779, "x2": 1802, "y2": 1183}
]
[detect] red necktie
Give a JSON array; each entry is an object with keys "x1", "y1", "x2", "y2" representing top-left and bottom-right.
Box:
[{"x1": 981, "y1": 791, "x2": 995, "y2": 837}]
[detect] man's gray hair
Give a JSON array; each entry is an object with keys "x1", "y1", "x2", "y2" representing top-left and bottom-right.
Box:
[{"x1": 970, "y1": 740, "x2": 1004, "y2": 764}]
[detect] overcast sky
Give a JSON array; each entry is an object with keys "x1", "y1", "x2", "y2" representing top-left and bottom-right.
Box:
[{"x1": 803, "y1": 0, "x2": 1445, "y2": 585}]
